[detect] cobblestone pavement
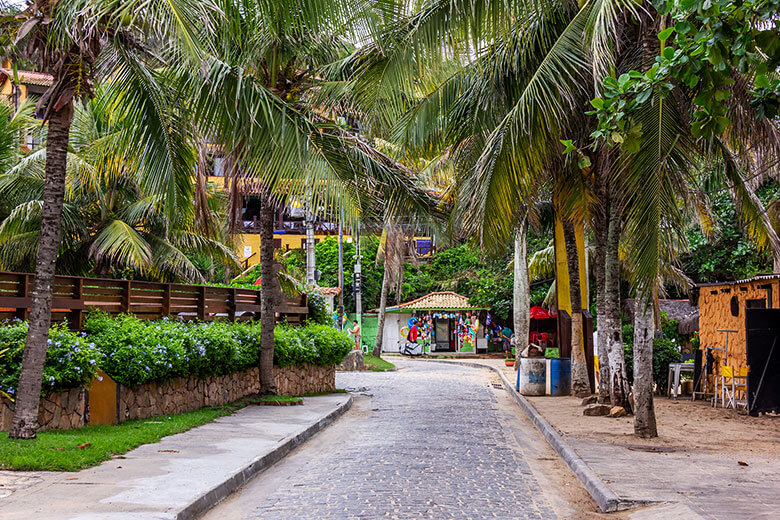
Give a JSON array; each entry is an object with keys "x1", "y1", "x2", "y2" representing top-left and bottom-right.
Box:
[{"x1": 218, "y1": 360, "x2": 561, "y2": 520}]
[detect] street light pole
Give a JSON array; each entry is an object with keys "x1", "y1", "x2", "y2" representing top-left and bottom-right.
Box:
[
  {"x1": 354, "y1": 223, "x2": 362, "y2": 346},
  {"x1": 337, "y1": 207, "x2": 344, "y2": 330}
]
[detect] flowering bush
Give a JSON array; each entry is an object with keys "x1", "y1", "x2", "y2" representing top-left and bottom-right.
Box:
[
  {"x1": 1, "y1": 314, "x2": 353, "y2": 392},
  {"x1": 0, "y1": 320, "x2": 99, "y2": 397}
]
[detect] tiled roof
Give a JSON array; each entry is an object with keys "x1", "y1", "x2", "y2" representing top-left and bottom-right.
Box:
[
  {"x1": 319, "y1": 286, "x2": 341, "y2": 296},
  {"x1": 1, "y1": 69, "x2": 54, "y2": 87},
  {"x1": 384, "y1": 291, "x2": 485, "y2": 312}
]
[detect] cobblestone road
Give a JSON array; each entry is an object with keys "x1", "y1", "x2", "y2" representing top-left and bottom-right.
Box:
[{"x1": 220, "y1": 360, "x2": 560, "y2": 520}]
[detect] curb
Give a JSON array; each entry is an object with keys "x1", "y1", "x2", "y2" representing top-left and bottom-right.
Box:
[
  {"x1": 176, "y1": 394, "x2": 353, "y2": 520},
  {"x1": 415, "y1": 359, "x2": 625, "y2": 513}
]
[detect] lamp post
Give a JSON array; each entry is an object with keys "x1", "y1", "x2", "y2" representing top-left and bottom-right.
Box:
[{"x1": 337, "y1": 207, "x2": 344, "y2": 330}]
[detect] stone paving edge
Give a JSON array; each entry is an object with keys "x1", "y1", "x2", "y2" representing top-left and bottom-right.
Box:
[
  {"x1": 412, "y1": 358, "x2": 628, "y2": 514},
  {"x1": 176, "y1": 394, "x2": 353, "y2": 520}
]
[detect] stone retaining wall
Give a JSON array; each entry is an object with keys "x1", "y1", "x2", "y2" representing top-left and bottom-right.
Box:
[
  {"x1": 0, "y1": 387, "x2": 86, "y2": 431},
  {"x1": 274, "y1": 364, "x2": 335, "y2": 395},
  {"x1": 1, "y1": 364, "x2": 336, "y2": 431}
]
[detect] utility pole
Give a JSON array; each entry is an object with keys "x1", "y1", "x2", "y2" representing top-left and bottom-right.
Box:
[
  {"x1": 337, "y1": 207, "x2": 344, "y2": 330},
  {"x1": 354, "y1": 223, "x2": 362, "y2": 344},
  {"x1": 305, "y1": 204, "x2": 316, "y2": 286}
]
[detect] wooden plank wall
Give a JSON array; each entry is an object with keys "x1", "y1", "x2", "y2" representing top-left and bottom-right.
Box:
[{"x1": 0, "y1": 271, "x2": 307, "y2": 328}]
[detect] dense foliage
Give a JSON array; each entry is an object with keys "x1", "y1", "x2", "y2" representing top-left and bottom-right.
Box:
[
  {"x1": 0, "y1": 321, "x2": 100, "y2": 398},
  {"x1": 293, "y1": 236, "x2": 552, "y2": 322},
  {"x1": 622, "y1": 314, "x2": 683, "y2": 392},
  {"x1": 0, "y1": 314, "x2": 352, "y2": 393}
]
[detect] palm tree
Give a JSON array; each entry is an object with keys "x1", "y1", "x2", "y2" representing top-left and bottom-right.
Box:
[
  {"x1": 186, "y1": 0, "x2": 438, "y2": 393},
  {"x1": 1, "y1": 0, "x2": 209, "y2": 439},
  {"x1": 0, "y1": 92, "x2": 239, "y2": 281},
  {"x1": 340, "y1": 0, "x2": 780, "y2": 435}
]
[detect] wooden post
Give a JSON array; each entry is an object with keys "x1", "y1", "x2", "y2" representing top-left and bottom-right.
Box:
[
  {"x1": 14, "y1": 274, "x2": 29, "y2": 321},
  {"x1": 71, "y1": 277, "x2": 83, "y2": 330},
  {"x1": 120, "y1": 280, "x2": 131, "y2": 314},
  {"x1": 162, "y1": 284, "x2": 171, "y2": 317},
  {"x1": 228, "y1": 288, "x2": 237, "y2": 321},
  {"x1": 197, "y1": 286, "x2": 206, "y2": 321}
]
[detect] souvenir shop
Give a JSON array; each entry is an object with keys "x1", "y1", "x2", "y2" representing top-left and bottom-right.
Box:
[{"x1": 376, "y1": 291, "x2": 489, "y2": 353}]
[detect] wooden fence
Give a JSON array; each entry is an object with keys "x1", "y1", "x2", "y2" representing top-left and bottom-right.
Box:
[{"x1": 0, "y1": 271, "x2": 307, "y2": 329}]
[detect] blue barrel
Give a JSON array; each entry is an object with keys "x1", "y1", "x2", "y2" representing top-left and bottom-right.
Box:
[{"x1": 549, "y1": 358, "x2": 572, "y2": 396}]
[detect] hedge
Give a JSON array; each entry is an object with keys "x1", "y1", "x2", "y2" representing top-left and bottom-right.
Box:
[{"x1": 0, "y1": 313, "x2": 352, "y2": 395}]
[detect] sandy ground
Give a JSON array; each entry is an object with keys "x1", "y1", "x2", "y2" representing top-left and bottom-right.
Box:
[{"x1": 526, "y1": 394, "x2": 780, "y2": 456}]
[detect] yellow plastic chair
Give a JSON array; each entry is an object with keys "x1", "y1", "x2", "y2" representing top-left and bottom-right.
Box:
[{"x1": 721, "y1": 366, "x2": 748, "y2": 409}]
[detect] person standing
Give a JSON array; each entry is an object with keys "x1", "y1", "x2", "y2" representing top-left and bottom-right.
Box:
[
  {"x1": 349, "y1": 320, "x2": 361, "y2": 351},
  {"x1": 501, "y1": 326, "x2": 513, "y2": 359}
]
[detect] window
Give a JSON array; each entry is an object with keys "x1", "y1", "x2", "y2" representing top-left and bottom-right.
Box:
[
  {"x1": 730, "y1": 296, "x2": 740, "y2": 317},
  {"x1": 746, "y1": 299, "x2": 766, "y2": 309}
]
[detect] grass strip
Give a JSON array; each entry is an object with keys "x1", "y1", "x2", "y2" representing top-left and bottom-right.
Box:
[
  {"x1": 363, "y1": 355, "x2": 396, "y2": 372},
  {"x1": 0, "y1": 407, "x2": 230, "y2": 472}
]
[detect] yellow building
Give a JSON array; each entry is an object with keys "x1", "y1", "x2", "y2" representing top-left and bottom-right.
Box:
[{"x1": 0, "y1": 64, "x2": 53, "y2": 149}]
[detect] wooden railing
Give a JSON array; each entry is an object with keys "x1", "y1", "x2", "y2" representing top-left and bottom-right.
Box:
[{"x1": 0, "y1": 271, "x2": 307, "y2": 329}]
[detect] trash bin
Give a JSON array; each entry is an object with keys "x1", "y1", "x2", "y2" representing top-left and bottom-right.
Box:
[
  {"x1": 517, "y1": 357, "x2": 546, "y2": 395},
  {"x1": 549, "y1": 357, "x2": 571, "y2": 396}
]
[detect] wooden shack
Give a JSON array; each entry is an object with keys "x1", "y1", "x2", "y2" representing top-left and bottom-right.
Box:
[{"x1": 690, "y1": 274, "x2": 780, "y2": 377}]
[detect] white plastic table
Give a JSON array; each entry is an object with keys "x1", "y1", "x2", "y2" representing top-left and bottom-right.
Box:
[{"x1": 667, "y1": 362, "x2": 695, "y2": 399}]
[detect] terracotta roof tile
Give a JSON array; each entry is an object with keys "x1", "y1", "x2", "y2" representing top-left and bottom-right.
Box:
[
  {"x1": 1, "y1": 69, "x2": 54, "y2": 87},
  {"x1": 384, "y1": 291, "x2": 486, "y2": 312}
]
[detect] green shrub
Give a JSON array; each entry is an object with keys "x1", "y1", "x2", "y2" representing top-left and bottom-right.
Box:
[
  {"x1": 274, "y1": 323, "x2": 351, "y2": 367},
  {"x1": 303, "y1": 287, "x2": 331, "y2": 325},
  {"x1": 0, "y1": 314, "x2": 353, "y2": 391},
  {"x1": 0, "y1": 320, "x2": 99, "y2": 397}
]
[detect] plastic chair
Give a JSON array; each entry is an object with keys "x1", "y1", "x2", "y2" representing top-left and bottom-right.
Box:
[{"x1": 720, "y1": 366, "x2": 748, "y2": 409}]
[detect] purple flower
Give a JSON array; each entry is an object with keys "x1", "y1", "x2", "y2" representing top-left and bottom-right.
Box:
[
  {"x1": 47, "y1": 339, "x2": 53, "y2": 346},
  {"x1": 97, "y1": 376, "x2": 103, "y2": 382}
]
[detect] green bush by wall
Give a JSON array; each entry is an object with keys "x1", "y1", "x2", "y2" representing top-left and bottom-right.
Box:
[{"x1": 0, "y1": 314, "x2": 352, "y2": 395}]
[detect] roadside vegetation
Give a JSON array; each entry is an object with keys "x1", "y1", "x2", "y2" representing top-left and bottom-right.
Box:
[
  {"x1": 0, "y1": 407, "x2": 231, "y2": 471},
  {"x1": 362, "y1": 355, "x2": 396, "y2": 372},
  {"x1": 0, "y1": 314, "x2": 352, "y2": 396}
]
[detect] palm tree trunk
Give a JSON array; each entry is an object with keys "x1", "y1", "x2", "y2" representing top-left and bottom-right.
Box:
[
  {"x1": 373, "y1": 263, "x2": 390, "y2": 358},
  {"x1": 9, "y1": 100, "x2": 74, "y2": 439},
  {"x1": 562, "y1": 218, "x2": 590, "y2": 397},
  {"x1": 604, "y1": 206, "x2": 630, "y2": 410},
  {"x1": 259, "y1": 189, "x2": 277, "y2": 395},
  {"x1": 633, "y1": 289, "x2": 657, "y2": 437},
  {"x1": 513, "y1": 220, "x2": 529, "y2": 369},
  {"x1": 593, "y1": 207, "x2": 611, "y2": 403}
]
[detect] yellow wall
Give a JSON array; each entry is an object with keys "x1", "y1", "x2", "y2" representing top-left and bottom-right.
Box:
[{"x1": 554, "y1": 214, "x2": 588, "y2": 313}]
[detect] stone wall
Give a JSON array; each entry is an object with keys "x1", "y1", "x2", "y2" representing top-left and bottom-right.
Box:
[
  {"x1": 274, "y1": 364, "x2": 335, "y2": 396},
  {"x1": 1, "y1": 363, "x2": 336, "y2": 431},
  {"x1": 118, "y1": 367, "x2": 261, "y2": 421},
  {"x1": 1, "y1": 387, "x2": 86, "y2": 431}
]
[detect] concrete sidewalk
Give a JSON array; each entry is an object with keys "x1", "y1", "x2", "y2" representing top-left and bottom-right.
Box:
[
  {"x1": 427, "y1": 358, "x2": 780, "y2": 520},
  {"x1": 0, "y1": 393, "x2": 352, "y2": 520}
]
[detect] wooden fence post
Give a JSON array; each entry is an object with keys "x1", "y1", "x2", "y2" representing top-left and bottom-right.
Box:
[
  {"x1": 14, "y1": 273, "x2": 29, "y2": 321},
  {"x1": 162, "y1": 284, "x2": 171, "y2": 317},
  {"x1": 71, "y1": 277, "x2": 83, "y2": 329},
  {"x1": 120, "y1": 280, "x2": 131, "y2": 314},
  {"x1": 228, "y1": 288, "x2": 237, "y2": 321},
  {"x1": 197, "y1": 286, "x2": 206, "y2": 321}
]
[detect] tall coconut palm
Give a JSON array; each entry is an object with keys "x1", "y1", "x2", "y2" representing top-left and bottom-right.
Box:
[
  {"x1": 186, "y1": 0, "x2": 438, "y2": 393},
  {"x1": 340, "y1": 0, "x2": 780, "y2": 436},
  {"x1": 1, "y1": 0, "x2": 210, "y2": 439}
]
